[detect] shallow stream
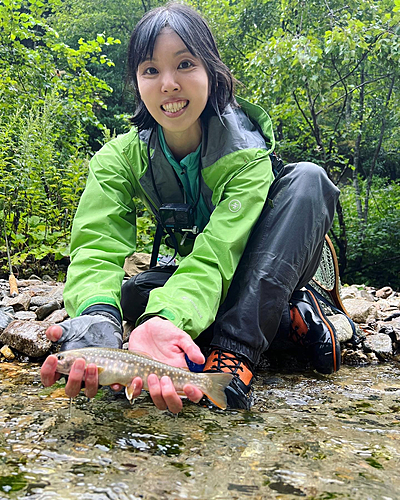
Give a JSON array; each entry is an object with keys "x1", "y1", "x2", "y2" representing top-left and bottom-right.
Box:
[{"x1": 0, "y1": 361, "x2": 399, "y2": 499}]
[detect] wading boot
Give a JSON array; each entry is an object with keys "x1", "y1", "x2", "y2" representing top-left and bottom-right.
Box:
[
  {"x1": 289, "y1": 288, "x2": 341, "y2": 374},
  {"x1": 204, "y1": 349, "x2": 254, "y2": 410}
]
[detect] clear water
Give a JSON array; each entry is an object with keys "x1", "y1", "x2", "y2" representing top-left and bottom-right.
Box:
[{"x1": 0, "y1": 361, "x2": 399, "y2": 499}]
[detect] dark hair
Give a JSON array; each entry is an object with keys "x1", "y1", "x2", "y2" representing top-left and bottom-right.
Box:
[{"x1": 127, "y1": 2, "x2": 237, "y2": 130}]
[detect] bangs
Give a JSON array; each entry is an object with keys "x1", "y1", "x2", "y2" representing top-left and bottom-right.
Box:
[{"x1": 132, "y1": 11, "x2": 205, "y2": 71}]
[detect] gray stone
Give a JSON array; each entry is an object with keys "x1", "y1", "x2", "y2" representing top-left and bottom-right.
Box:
[
  {"x1": 29, "y1": 296, "x2": 51, "y2": 308},
  {"x1": 330, "y1": 314, "x2": 354, "y2": 343},
  {"x1": 376, "y1": 286, "x2": 393, "y2": 299},
  {"x1": 48, "y1": 284, "x2": 65, "y2": 305},
  {"x1": 28, "y1": 284, "x2": 54, "y2": 296},
  {"x1": 45, "y1": 308, "x2": 69, "y2": 324},
  {"x1": 15, "y1": 311, "x2": 37, "y2": 321},
  {"x1": 35, "y1": 300, "x2": 61, "y2": 321},
  {"x1": 124, "y1": 252, "x2": 151, "y2": 277},
  {"x1": 342, "y1": 299, "x2": 378, "y2": 323},
  {"x1": 363, "y1": 333, "x2": 393, "y2": 358},
  {"x1": 0, "y1": 320, "x2": 52, "y2": 357},
  {"x1": 16, "y1": 279, "x2": 42, "y2": 287},
  {"x1": 340, "y1": 287, "x2": 358, "y2": 300},
  {"x1": 358, "y1": 290, "x2": 376, "y2": 302},
  {"x1": 0, "y1": 306, "x2": 15, "y2": 333},
  {"x1": 377, "y1": 319, "x2": 400, "y2": 342},
  {"x1": 3, "y1": 293, "x2": 31, "y2": 312}
]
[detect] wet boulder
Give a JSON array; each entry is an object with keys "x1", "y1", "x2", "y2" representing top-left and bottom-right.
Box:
[
  {"x1": 0, "y1": 320, "x2": 52, "y2": 357},
  {"x1": 342, "y1": 299, "x2": 378, "y2": 323}
]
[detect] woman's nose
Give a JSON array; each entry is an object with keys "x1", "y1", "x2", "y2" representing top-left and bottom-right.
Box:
[{"x1": 161, "y1": 73, "x2": 181, "y2": 93}]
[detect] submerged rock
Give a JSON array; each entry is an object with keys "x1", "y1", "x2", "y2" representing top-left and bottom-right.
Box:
[{"x1": 0, "y1": 320, "x2": 52, "y2": 357}]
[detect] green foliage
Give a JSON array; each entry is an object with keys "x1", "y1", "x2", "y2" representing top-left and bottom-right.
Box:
[
  {"x1": 334, "y1": 178, "x2": 400, "y2": 288},
  {"x1": 0, "y1": 0, "x2": 118, "y2": 277}
]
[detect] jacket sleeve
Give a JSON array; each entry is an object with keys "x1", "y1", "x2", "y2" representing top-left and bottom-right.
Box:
[
  {"x1": 139, "y1": 150, "x2": 274, "y2": 338},
  {"x1": 63, "y1": 140, "x2": 139, "y2": 318}
]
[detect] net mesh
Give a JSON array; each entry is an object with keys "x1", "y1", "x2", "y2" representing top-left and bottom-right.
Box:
[{"x1": 312, "y1": 239, "x2": 337, "y2": 291}]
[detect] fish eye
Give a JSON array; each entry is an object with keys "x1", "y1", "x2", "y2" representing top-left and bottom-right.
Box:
[{"x1": 58, "y1": 354, "x2": 64, "y2": 360}]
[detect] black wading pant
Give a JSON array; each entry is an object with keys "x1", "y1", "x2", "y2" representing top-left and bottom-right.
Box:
[{"x1": 120, "y1": 162, "x2": 340, "y2": 366}]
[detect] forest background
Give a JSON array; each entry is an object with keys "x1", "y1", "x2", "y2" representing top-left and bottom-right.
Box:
[{"x1": 0, "y1": 0, "x2": 399, "y2": 288}]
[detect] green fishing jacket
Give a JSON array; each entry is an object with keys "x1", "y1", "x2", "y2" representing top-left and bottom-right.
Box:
[{"x1": 63, "y1": 97, "x2": 275, "y2": 338}]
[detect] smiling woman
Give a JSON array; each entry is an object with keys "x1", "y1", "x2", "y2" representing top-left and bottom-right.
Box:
[
  {"x1": 41, "y1": 2, "x2": 349, "y2": 415},
  {"x1": 136, "y1": 28, "x2": 209, "y2": 160}
]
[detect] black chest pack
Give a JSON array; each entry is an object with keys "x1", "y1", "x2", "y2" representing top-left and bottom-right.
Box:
[{"x1": 149, "y1": 151, "x2": 284, "y2": 268}]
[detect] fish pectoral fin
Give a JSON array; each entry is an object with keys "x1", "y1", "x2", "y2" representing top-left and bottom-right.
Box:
[
  {"x1": 125, "y1": 382, "x2": 138, "y2": 404},
  {"x1": 97, "y1": 367, "x2": 105, "y2": 374}
]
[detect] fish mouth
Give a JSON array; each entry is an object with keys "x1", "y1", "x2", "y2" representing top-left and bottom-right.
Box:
[{"x1": 161, "y1": 100, "x2": 188, "y2": 113}]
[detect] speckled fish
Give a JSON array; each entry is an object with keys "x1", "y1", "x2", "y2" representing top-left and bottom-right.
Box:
[{"x1": 55, "y1": 347, "x2": 233, "y2": 409}]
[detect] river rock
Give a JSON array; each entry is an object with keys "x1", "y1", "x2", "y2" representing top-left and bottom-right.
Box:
[
  {"x1": 0, "y1": 306, "x2": 15, "y2": 333},
  {"x1": 16, "y1": 279, "x2": 42, "y2": 288},
  {"x1": 330, "y1": 314, "x2": 354, "y2": 342},
  {"x1": 30, "y1": 295, "x2": 52, "y2": 308},
  {"x1": 124, "y1": 253, "x2": 151, "y2": 277},
  {"x1": 340, "y1": 286, "x2": 359, "y2": 300},
  {"x1": 376, "y1": 286, "x2": 393, "y2": 299},
  {"x1": 342, "y1": 299, "x2": 378, "y2": 323},
  {"x1": 0, "y1": 320, "x2": 52, "y2": 357},
  {"x1": 3, "y1": 293, "x2": 31, "y2": 312},
  {"x1": 36, "y1": 300, "x2": 61, "y2": 321},
  {"x1": 28, "y1": 284, "x2": 54, "y2": 296},
  {"x1": 0, "y1": 345, "x2": 15, "y2": 360},
  {"x1": 15, "y1": 311, "x2": 37, "y2": 321},
  {"x1": 45, "y1": 308, "x2": 69, "y2": 324},
  {"x1": 363, "y1": 333, "x2": 393, "y2": 358}
]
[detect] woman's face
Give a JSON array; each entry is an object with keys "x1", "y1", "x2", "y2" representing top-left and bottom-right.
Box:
[{"x1": 136, "y1": 28, "x2": 209, "y2": 147}]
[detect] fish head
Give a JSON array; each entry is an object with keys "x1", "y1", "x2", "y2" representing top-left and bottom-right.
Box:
[{"x1": 55, "y1": 351, "x2": 83, "y2": 375}]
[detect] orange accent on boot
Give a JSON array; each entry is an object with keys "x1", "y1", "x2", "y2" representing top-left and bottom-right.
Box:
[
  {"x1": 204, "y1": 350, "x2": 253, "y2": 385},
  {"x1": 290, "y1": 306, "x2": 308, "y2": 339}
]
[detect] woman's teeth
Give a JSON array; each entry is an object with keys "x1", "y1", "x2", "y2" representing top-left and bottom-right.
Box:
[{"x1": 162, "y1": 101, "x2": 188, "y2": 113}]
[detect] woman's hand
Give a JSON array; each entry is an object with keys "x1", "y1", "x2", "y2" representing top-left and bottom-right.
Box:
[{"x1": 127, "y1": 316, "x2": 205, "y2": 413}]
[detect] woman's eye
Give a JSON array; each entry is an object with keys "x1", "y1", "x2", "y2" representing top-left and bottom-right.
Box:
[
  {"x1": 144, "y1": 67, "x2": 158, "y2": 75},
  {"x1": 178, "y1": 60, "x2": 193, "y2": 69}
]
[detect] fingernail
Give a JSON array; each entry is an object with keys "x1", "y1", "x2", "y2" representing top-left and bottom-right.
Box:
[{"x1": 186, "y1": 387, "x2": 194, "y2": 398}]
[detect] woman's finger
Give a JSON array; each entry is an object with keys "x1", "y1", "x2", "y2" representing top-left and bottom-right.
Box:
[
  {"x1": 84, "y1": 363, "x2": 99, "y2": 399},
  {"x1": 183, "y1": 384, "x2": 203, "y2": 403},
  {"x1": 179, "y1": 336, "x2": 205, "y2": 365},
  {"x1": 65, "y1": 359, "x2": 86, "y2": 398},
  {"x1": 160, "y1": 376, "x2": 183, "y2": 414},
  {"x1": 40, "y1": 355, "x2": 60, "y2": 387},
  {"x1": 147, "y1": 374, "x2": 168, "y2": 411}
]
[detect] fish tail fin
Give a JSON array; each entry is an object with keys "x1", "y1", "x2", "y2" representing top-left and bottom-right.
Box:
[{"x1": 203, "y1": 373, "x2": 233, "y2": 410}]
